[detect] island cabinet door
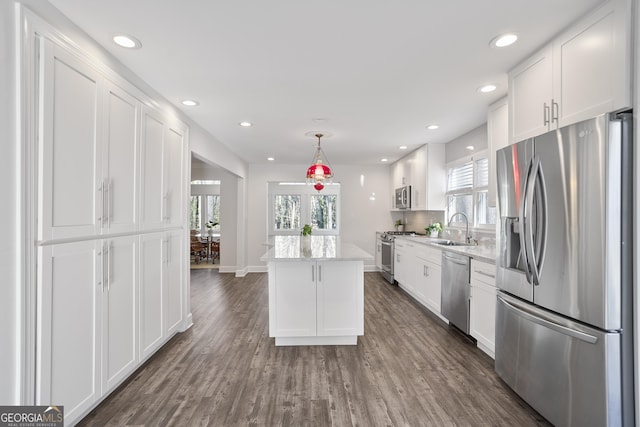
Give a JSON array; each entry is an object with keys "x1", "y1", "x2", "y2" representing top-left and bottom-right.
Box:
[
  {"x1": 269, "y1": 262, "x2": 317, "y2": 337},
  {"x1": 316, "y1": 261, "x2": 364, "y2": 336}
]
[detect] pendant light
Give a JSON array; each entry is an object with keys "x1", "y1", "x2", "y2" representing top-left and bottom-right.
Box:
[{"x1": 306, "y1": 133, "x2": 334, "y2": 191}]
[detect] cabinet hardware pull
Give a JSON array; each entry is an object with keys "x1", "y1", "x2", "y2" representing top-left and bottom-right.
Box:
[
  {"x1": 311, "y1": 265, "x2": 315, "y2": 282},
  {"x1": 474, "y1": 269, "x2": 495, "y2": 279},
  {"x1": 551, "y1": 99, "x2": 559, "y2": 123},
  {"x1": 543, "y1": 102, "x2": 550, "y2": 126},
  {"x1": 318, "y1": 265, "x2": 322, "y2": 282}
]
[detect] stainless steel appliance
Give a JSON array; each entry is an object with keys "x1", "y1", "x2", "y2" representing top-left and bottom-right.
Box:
[
  {"x1": 395, "y1": 186, "x2": 411, "y2": 209},
  {"x1": 378, "y1": 231, "x2": 421, "y2": 284},
  {"x1": 441, "y1": 251, "x2": 470, "y2": 334},
  {"x1": 495, "y1": 112, "x2": 633, "y2": 426}
]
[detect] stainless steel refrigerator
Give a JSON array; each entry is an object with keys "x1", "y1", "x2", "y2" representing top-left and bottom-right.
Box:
[{"x1": 494, "y1": 112, "x2": 633, "y2": 426}]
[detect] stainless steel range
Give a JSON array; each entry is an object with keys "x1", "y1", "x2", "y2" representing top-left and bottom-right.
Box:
[{"x1": 378, "y1": 231, "x2": 422, "y2": 284}]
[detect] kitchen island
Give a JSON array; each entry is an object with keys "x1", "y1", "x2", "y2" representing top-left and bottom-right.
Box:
[{"x1": 260, "y1": 236, "x2": 373, "y2": 346}]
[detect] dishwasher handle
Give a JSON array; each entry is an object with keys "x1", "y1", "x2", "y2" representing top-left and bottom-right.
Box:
[{"x1": 442, "y1": 252, "x2": 469, "y2": 266}]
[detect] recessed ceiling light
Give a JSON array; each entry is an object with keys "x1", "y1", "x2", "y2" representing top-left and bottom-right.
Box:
[
  {"x1": 478, "y1": 84, "x2": 497, "y2": 93},
  {"x1": 466, "y1": 145, "x2": 475, "y2": 151},
  {"x1": 381, "y1": 158, "x2": 389, "y2": 162},
  {"x1": 267, "y1": 157, "x2": 275, "y2": 161},
  {"x1": 399, "y1": 146, "x2": 408, "y2": 150},
  {"x1": 239, "y1": 121, "x2": 253, "y2": 127},
  {"x1": 181, "y1": 100, "x2": 199, "y2": 107},
  {"x1": 491, "y1": 33, "x2": 518, "y2": 48},
  {"x1": 427, "y1": 124, "x2": 439, "y2": 130},
  {"x1": 112, "y1": 34, "x2": 141, "y2": 49}
]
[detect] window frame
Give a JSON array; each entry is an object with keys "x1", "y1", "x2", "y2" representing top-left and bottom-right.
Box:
[
  {"x1": 268, "y1": 182, "x2": 341, "y2": 236},
  {"x1": 445, "y1": 150, "x2": 495, "y2": 231}
]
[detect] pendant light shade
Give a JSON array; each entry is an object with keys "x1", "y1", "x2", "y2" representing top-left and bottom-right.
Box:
[{"x1": 306, "y1": 133, "x2": 333, "y2": 191}]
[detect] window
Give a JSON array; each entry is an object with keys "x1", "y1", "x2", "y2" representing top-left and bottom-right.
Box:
[
  {"x1": 445, "y1": 152, "x2": 496, "y2": 229},
  {"x1": 189, "y1": 194, "x2": 220, "y2": 233},
  {"x1": 269, "y1": 183, "x2": 340, "y2": 235}
]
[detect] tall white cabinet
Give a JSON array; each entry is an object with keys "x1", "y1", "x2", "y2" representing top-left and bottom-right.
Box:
[{"x1": 34, "y1": 32, "x2": 188, "y2": 426}]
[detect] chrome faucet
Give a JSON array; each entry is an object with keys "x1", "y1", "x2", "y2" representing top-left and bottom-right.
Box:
[{"x1": 448, "y1": 212, "x2": 472, "y2": 244}]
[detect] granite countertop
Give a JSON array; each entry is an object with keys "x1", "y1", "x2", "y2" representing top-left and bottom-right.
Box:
[
  {"x1": 395, "y1": 235, "x2": 497, "y2": 265},
  {"x1": 260, "y1": 235, "x2": 373, "y2": 261}
]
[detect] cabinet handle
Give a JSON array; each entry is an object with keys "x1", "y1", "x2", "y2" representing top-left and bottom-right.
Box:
[
  {"x1": 106, "y1": 179, "x2": 112, "y2": 227},
  {"x1": 474, "y1": 269, "x2": 495, "y2": 279},
  {"x1": 551, "y1": 99, "x2": 559, "y2": 124},
  {"x1": 163, "y1": 194, "x2": 170, "y2": 223},
  {"x1": 97, "y1": 181, "x2": 105, "y2": 225},
  {"x1": 543, "y1": 102, "x2": 550, "y2": 126},
  {"x1": 98, "y1": 248, "x2": 104, "y2": 291},
  {"x1": 311, "y1": 264, "x2": 315, "y2": 282},
  {"x1": 318, "y1": 265, "x2": 322, "y2": 282},
  {"x1": 425, "y1": 265, "x2": 429, "y2": 277}
]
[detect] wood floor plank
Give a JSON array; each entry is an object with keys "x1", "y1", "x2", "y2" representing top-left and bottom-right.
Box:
[{"x1": 78, "y1": 270, "x2": 550, "y2": 426}]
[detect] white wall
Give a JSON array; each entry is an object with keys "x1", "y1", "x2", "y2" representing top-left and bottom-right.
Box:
[
  {"x1": 445, "y1": 124, "x2": 488, "y2": 164},
  {"x1": 1, "y1": 1, "x2": 20, "y2": 405},
  {"x1": 246, "y1": 163, "x2": 392, "y2": 271}
]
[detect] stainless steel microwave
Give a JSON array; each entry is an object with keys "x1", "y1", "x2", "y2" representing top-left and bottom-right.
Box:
[{"x1": 395, "y1": 185, "x2": 411, "y2": 209}]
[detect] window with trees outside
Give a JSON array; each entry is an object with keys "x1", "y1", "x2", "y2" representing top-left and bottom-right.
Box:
[
  {"x1": 269, "y1": 182, "x2": 340, "y2": 235},
  {"x1": 445, "y1": 152, "x2": 496, "y2": 229}
]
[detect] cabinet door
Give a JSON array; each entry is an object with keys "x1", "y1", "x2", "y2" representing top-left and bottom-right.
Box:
[
  {"x1": 487, "y1": 98, "x2": 508, "y2": 207},
  {"x1": 508, "y1": 45, "x2": 553, "y2": 143},
  {"x1": 36, "y1": 241, "x2": 101, "y2": 423},
  {"x1": 102, "y1": 236, "x2": 138, "y2": 392},
  {"x1": 102, "y1": 81, "x2": 139, "y2": 234},
  {"x1": 554, "y1": 0, "x2": 630, "y2": 127},
  {"x1": 317, "y1": 261, "x2": 364, "y2": 336},
  {"x1": 470, "y1": 281, "x2": 497, "y2": 358},
  {"x1": 394, "y1": 243, "x2": 407, "y2": 286},
  {"x1": 140, "y1": 233, "x2": 165, "y2": 358},
  {"x1": 375, "y1": 236, "x2": 382, "y2": 270},
  {"x1": 164, "y1": 124, "x2": 185, "y2": 227},
  {"x1": 410, "y1": 146, "x2": 427, "y2": 210},
  {"x1": 423, "y1": 260, "x2": 442, "y2": 314},
  {"x1": 269, "y1": 262, "x2": 316, "y2": 337},
  {"x1": 164, "y1": 230, "x2": 183, "y2": 335},
  {"x1": 140, "y1": 108, "x2": 165, "y2": 230},
  {"x1": 39, "y1": 40, "x2": 102, "y2": 241}
]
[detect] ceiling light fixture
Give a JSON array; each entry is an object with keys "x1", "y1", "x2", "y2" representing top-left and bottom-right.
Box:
[
  {"x1": 427, "y1": 124, "x2": 439, "y2": 130},
  {"x1": 491, "y1": 33, "x2": 518, "y2": 48},
  {"x1": 381, "y1": 158, "x2": 389, "y2": 162},
  {"x1": 239, "y1": 121, "x2": 253, "y2": 127},
  {"x1": 112, "y1": 34, "x2": 142, "y2": 49},
  {"x1": 466, "y1": 145, "x2": 475, "y2": 151},
  {"x1": 478, "y1": 84, "x2": 497, "y2": 93},
  {"x1": 306, "y1": 133, "x2": 333, "y2": 192},
  {"x1": 181, "y1": 100, "x2": 199, "y2": 107},
  {"x1": 399, "y1": 146, "x2": 407, "y2": 150},
  {"x1": 267, "y1": 157, "x2": 275, "y2": 161}
]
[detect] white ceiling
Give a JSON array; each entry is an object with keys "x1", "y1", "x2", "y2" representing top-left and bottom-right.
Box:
[{"x1": 48, "y1": 0, "x2": 604, "y2": 165}]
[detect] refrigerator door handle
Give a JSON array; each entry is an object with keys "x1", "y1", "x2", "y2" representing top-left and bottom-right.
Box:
[
  {"x1": 519, "y1": 159, "x2": 534, "y2": 284},
  {"x1": 525, "y1": 156, "x2": 547, "y2": 286},
  {"x1": 499, "y1": 295, "x2": 598, "y2": 344}
]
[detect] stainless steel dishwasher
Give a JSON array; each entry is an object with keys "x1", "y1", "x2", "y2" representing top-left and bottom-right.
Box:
[{"x1": 441, "y1": 251, "x2": 471, "y2": 334}]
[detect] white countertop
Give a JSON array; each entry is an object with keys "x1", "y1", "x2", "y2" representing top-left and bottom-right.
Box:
[
  {"x1": 261, "y1": 235, "x2": 373, "y2": 261},
  {"x1": 394, "y1": 235, "x2": 497, "y2": 264}
]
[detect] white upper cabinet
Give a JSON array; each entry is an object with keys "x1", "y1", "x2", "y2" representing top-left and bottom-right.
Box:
[
  {"x1": 390, "y1": 144, "x2": 445, "y2": 211},
  {"x1": 39, "y1": 40, "x2": 102, "y2": 241},
  {"x1": 140, "y1": 110, "x2": 186, "y2": 230},
  {"x1": 101, "y1": 81, "x2": 140, "y2": 234},
  {"x1": 487, "y1": 97, "x2": 509, "y2": 207},
  {"x1": 509, "y1": 0, "x2": 630, "y2": 143}
]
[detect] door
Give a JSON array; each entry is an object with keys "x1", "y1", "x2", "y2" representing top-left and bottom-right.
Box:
[
  {"x1": 102, "y1": 236, "x2": 138, "y2": 393},
  {"x1": 37, "y1": 241, "x2": 101, "y2": 423},
  {"x1": 495, "y1": 139, "x2": 534, "y2": 301},
  {"x1": 140, "y1": 108, "x2": 165, "y2": 230},
  {"x1": 102, "y1": 81, "x2": 139, "y2": 234},
  {"x1": 269, "y1": 262, "x2": 316, "y2": 337},
  {"x1": 140, "y1": 233, "x2": 164, "y2": 358},
  {"x1": 164, "y1": 230, "x2": 183, "y2": 335},
  {"x1": 495, "y1": 293, "x2": 622, "y2": 427},
  {"x1": 39, "y1": 40, "x2": 102, "y2": 241},
  {"x1": 533, "y1": 114, "x2": 622, "y2": 330},
  {"x1": 317, "y1": 261, "x2": 364, "y2": 336}
]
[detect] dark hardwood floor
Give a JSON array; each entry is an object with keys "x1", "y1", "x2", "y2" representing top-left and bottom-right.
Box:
[{"x1": 79, "y1": 270, "x2": 549, "y2": 426}]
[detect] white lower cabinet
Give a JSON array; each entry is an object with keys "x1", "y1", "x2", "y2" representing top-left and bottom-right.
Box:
[
  {"x1": 268, "y1": 260, "x2": 364, "y2": 344},
  {"x1": 469, "y1": 259, "x2": 497, "y2": 358},
  {"x1": 37, "y1": 236, "x2": 140, "y2": 425},
  {"x1": 37, "y1": 241, "x2": 101, "y2": 424}
]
